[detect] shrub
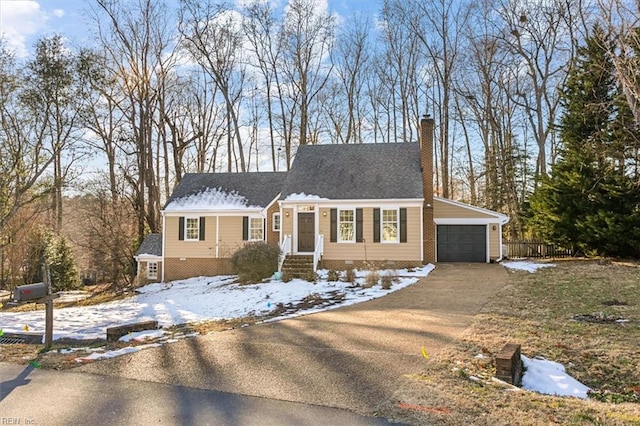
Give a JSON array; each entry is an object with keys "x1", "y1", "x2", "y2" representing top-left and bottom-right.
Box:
[
  {"x1": 364, "y1": 271, "x2": 380, "y2": 288},
  {"x1": 344, "y1": 268, "x2": 356, "y2": 284},
  {"x1": 327, "y1": 269, "x2": 340, "y2": 281},
  {"x1": 381, "y1": 274, "x2": 393, "y2": 290},
  {"x1": 231, "y1": 242, "x2": 280, "y2": 283},
  {"x1": 303, "y1": 270, "x2": 318, "y2": 283}
]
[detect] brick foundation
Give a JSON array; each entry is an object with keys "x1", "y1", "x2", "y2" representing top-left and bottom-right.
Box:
[
  {"x1": 320, "y1": 259, "x2": 422, "y2": 271},
  {"x1": 164, "y1": 258, "x2": 234, "y2": 281}
]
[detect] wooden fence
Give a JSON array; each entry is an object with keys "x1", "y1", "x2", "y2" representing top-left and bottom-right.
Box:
[{"x1": 504, "y1": 240, "x2": 574, "y2": 259}]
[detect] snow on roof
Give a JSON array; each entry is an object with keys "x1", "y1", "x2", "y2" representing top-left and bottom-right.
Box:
[
  {"x1": 164, "y1": 187, "x2": 260, "y2": 211},
  {"x1": 283, "y1": 192, "x2": 329, "y2": 201}
]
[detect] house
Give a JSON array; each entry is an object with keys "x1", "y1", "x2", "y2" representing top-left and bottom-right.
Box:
[{"x1": 135, "y1": 118, "x2": 509, "y2": 282}]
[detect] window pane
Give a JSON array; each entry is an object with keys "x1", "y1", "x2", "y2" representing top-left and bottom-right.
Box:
[
  {"x1": 382, "y1": 209, "x2": 398, "y2": 242},
  {"x1": 147, "y1": 262, "x2": 158, "y2": 279},
  {"x1": 250, "y1": 218, "x2": 263, "y2": 240},
  {"x1": 273, "y1": 214, "x2": 281, "y2": 231},
  {"x1": 186, "y1": 218, "x2": 199, "y2": 240},
  {"x1": 339, "y1": 210, "x2": 354, "y2": 242}
]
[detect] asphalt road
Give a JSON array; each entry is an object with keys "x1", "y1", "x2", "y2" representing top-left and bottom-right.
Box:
[{"x1": 0, "y1": 363, "x2": 395, "y2": 425}]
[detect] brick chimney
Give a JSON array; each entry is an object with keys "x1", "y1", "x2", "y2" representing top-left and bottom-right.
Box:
[{"x1": 420, "y1": 116, "x2": 436, "y2": 264}]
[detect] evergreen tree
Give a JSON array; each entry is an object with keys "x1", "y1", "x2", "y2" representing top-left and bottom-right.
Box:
[
  {"x1": 529, "y1": 25, "x2": 640, "y2": 257},
  {"x1": 23, "y1": 228, "x2": 79, "y2": 291}
]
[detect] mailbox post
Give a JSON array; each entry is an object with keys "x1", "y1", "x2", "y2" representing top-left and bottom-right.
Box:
[{"x1": 10, "y1": 265, "x2": 59, "y2": 349}]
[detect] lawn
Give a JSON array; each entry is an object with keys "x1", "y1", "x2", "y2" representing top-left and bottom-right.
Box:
[{"x1": 389, "y1": 260, "x2": 640, "y2": 425}]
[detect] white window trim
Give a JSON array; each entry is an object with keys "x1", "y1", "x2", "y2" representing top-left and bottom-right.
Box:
[
  {"x1": 185, "y1": 216, "x2": 200, "y2": 241},
  {"x1": 381, "y1": 207, "x2": 400, "y2": 244},
  {"x1": 147, "y1": 261, "x2": 158, "y2": 280},
  {"x1": 249, "y1": 217, "x2": 264, "y2": 241},
  {"x1": 338, "y1": 208, "x2": 356, "y2": 243},
  {"x1": 272, "y1": 212, "x2": 281, "y2": 232}
]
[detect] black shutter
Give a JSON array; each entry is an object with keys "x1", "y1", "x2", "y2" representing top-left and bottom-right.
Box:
[
  {"x1": 242, "y1": 216, "x2": 249, "y2": 240},
  {"x1": 330, "y1": 209, "x2": 337, "y2": 243},
  {"x1": 356, "y1": 208, "x2": 363, "y2": 242},
  {"x1": 373, "y1": 208, "x2": 380, "y2": 243},
  {"x1": 263, "y1": 218, "x2": 267, "y2": 240},
  {"x1": 400, "y1": 208, "x2": 407, "y2": 243},
  {"x1": 178, "y1": 217, "x2": 185, "y2": 241},
  {"x1": 199, "y1": 217, "x2": 206, "y2": 241}
]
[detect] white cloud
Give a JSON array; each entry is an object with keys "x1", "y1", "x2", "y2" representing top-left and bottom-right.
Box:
[{"x1": 0, "y1": 0, "x2": 65, "y2": 57}]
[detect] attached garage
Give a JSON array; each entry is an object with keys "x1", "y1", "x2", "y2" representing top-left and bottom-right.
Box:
[
  {"x1": 433, "y1": 197, "x2": 509, "y2": 263},
  {"x1": 437, "y1": 225, "x2": 487, "y2": 262}
]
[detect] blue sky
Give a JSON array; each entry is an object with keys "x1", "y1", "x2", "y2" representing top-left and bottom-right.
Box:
[{"x1": 0, "y1": 0, "x2": 380, "y2": 58}]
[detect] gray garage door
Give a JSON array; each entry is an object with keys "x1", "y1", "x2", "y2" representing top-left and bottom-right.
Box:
[{"x1": 437, "y1": 225, "x2": 487, "y2": 262}]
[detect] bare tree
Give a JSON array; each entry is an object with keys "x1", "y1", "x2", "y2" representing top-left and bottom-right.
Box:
[
  {"x1": 597, "y1": 0, "x2": 640, "y2": 123},
  {"x1": 179, "y1": 0, "x2": 247, "y2": 172},
  {"x1": 494, "y1": 0, "x2": 577, "y2": 178},
  {"x1": 91, "y1": 0, "x2": 176, "y2": 241},
  {"x1": 281, "y1": 0, "x2": 335, "y2": 150},
  {"x1": 327, "y1": 14, "x2": 372, "y2": 144},
  {"x1": 0, "y1": 41, "x2": 55, "y2": 251},
  {"x1": 23, "y1": 35, "x2": 84, "y2": 232}
]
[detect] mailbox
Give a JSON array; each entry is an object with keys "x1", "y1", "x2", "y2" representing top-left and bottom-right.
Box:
[{"x1": 13, "y1": 282, "x2": 48, "y2": 302}]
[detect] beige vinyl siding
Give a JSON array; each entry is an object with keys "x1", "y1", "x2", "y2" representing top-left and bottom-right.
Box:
[
  {"x1": 434, "y1": 198, "x2": 496, "y2": 219},
  {"x1": 319, "y1": 206, "x2": 421, "y2": 261},
  {"x1": 217, "y1": 216, "x2": 245, "y2": 258},
  {"x1": 281, "y1": 208, "x2": 294, "y2": 235},
  {"x1": 165, "y1": 216, "x2": 216, "y2": 258},
  {"x1": 489, "y1": 224, "x2": 500, "y2": 259}
]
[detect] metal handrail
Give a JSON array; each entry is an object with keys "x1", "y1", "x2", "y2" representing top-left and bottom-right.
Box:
[
  {"x1": 312, "y1": 234, "x2": 324, "y2": 272},
  {"x1": 278, "y1": 234, "x2": 291, "y2": 272}
]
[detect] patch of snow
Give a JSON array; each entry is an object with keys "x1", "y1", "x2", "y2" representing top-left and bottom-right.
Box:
[
  {"x1": 0, "y1": 266, "x2": 436, "y2": 344},
  {"x1": 283, "y1": 192, "x2": 329, "y2": 201},
  {"x1": 502, "y1": 261, "x2": 556, "y2": 273},
  {"x1": 521, "y1": 355, "x2": 590, "y2": 399},
  {"x1": 164, "y1": 187, "x2": 258, "y2": 211},
  {"x1": 75, "y1": 343, "x2": 163, "y2": 362},
  {"x1": 118, "y1": 329, "x2": 165, "y2": 343}
]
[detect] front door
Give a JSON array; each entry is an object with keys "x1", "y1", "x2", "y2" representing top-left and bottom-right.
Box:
[{"x1": 297, "y1": 212, "x2": 315, "y2": 252}]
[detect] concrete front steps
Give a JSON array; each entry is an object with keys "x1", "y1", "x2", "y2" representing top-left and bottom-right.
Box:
[{"x1": 281, "y1": 255, "x2": 315, "y2": 278}]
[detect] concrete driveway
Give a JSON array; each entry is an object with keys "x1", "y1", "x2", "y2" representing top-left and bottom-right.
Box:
[{"x1": 77, "y1": 263, "x2": 509, "y2": 417}]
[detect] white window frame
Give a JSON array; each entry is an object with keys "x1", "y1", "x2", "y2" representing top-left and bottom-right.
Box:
[
  {"x1": 147, "y1": 261, "x2": 158, "y2": 280},
  {"x1": 249, "y1": 217, "x2": 264, "y2": 241},
  {"x1": 272, "y1": 212, "x2": 281, "y2": 232},
  {"x1": 338, "y1": 208, "x2": 355, "y2": 243},
  {"x1": 381, "y1": 208, "x2": 399, "y2": 243},
  {"x1": 185, "y1": 217, "x2": 200, "y2": 241}
]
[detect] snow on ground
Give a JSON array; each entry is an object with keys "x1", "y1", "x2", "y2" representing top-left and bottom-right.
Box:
[
  {"x1": 521, "y1": 355, "x2": 590, "y2": 399},
  {"x1": 502, "y1": 260, "x2": 556, "y2": 273},
  {"x1": 0, "y1": 265, "x2": 435, "y2": 345}
]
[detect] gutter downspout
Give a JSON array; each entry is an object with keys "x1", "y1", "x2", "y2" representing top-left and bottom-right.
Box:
[{"x1": 161, "y1": 213, "x2": 166, "y2": 283}]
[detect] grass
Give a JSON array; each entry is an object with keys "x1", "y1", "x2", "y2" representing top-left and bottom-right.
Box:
[{"x1": 392, "y1": 260, "x2": 640, "y2": 425}]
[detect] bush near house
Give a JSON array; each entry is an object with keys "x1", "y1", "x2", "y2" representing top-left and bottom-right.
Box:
[{"x1": 231, "y1": 241, "x2": 280, "y2": 283}]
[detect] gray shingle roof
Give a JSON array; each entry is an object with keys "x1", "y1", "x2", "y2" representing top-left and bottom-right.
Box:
[
  {"x1": 136, "y1": 233, "x2": 162, "y2": 257},
  {"x1": 165, "y1": 172, "x2": 288, "y2": 209},
  {"x1": 280, "y1": 142, "x2": 423, "y2": 200}
]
